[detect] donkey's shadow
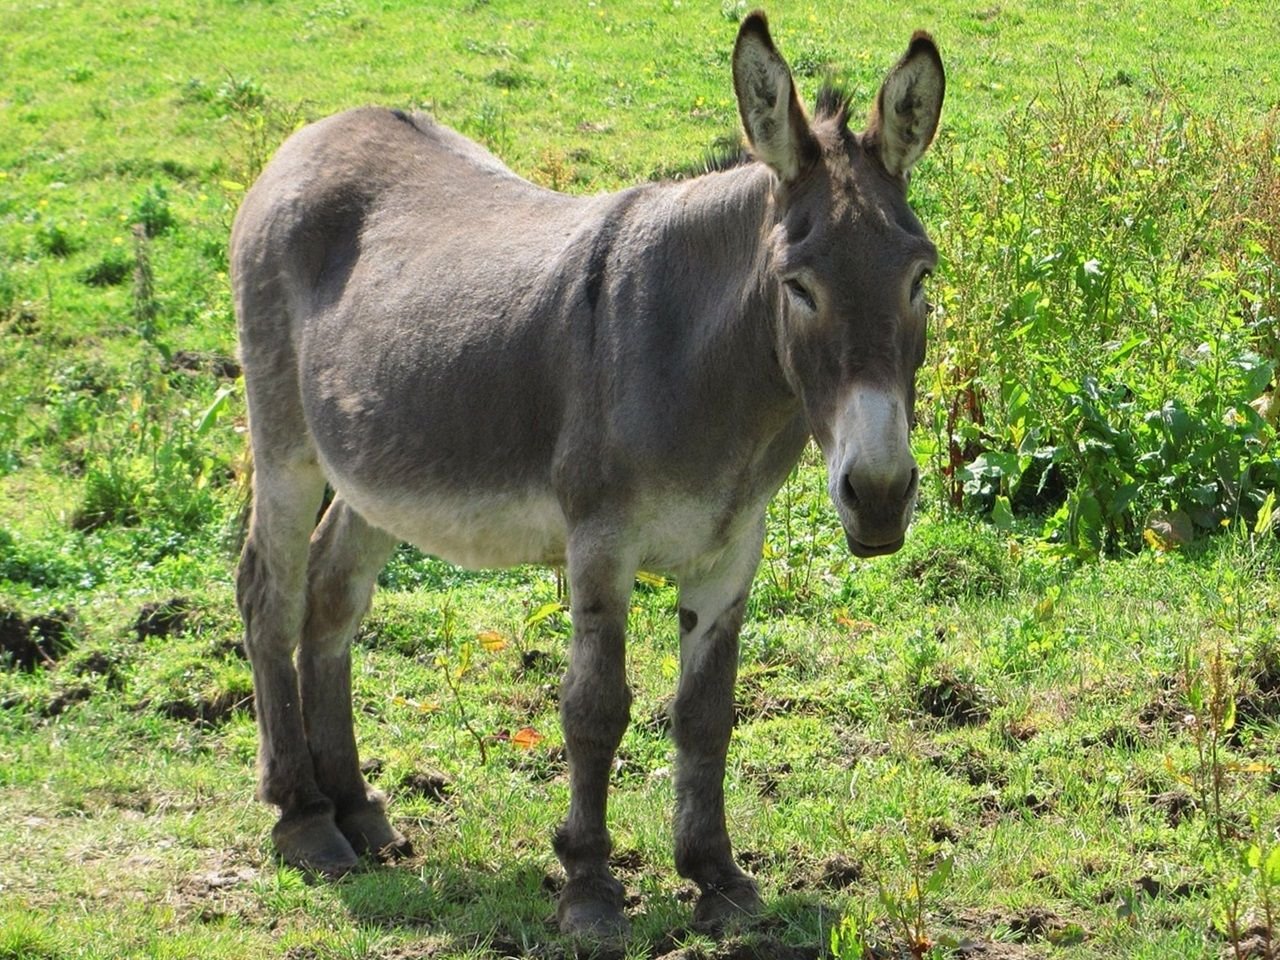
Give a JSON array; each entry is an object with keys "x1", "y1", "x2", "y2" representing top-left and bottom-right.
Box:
[{"x1": 334, "y1": 857, "x2": 830, "y2": 958}]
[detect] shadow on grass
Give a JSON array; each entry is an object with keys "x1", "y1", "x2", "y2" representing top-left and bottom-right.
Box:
[{"x1": 333, "y1": 859, "x2": 831, "y2": 958}]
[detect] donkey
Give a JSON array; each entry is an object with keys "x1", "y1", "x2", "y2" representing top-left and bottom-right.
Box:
[{"x1": 231, "y1": 10, "x2": 943, "y2": 937}]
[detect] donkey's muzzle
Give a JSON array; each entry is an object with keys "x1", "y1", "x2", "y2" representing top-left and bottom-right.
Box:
[
  {"x1": 835, "y1": 461, "x2": 918, "y2": 557},
  {"x1": 828, "y1": 386, "x2": 919, "y2": 557}
]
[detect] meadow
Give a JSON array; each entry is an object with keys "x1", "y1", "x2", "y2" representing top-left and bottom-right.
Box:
[{"x1": 2, "y1": 1, "x2": 1279, "y2": 958}]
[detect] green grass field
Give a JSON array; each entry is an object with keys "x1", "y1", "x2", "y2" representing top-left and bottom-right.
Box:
[{"x1": 3, "y1": 1, "x2": 1280, "y2": 958}]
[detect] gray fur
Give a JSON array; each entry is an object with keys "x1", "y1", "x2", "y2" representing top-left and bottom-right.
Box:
[{"x1": 231, "y1": 11, "x2": 943, "y2": 936}]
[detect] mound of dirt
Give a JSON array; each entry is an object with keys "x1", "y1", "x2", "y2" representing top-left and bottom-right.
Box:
[
  {"x1": 918, "y1": 668, "x2": 990, "y2": 726},
  {"x1": 156, "y1": 687, "x2": 252, "y2": 727},
  {"x1": 134, "y1": 597, "x2": 191, "y2": 641},
  {"x1": 1, "y1": 606, "x2": 75, "y2": 671},
  {"x1": 398, "y1": 770, "x2": 451, "y2": 803}
]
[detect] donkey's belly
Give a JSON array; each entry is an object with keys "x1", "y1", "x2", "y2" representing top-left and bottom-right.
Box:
[{"x1": 336, "y1": 474, "x2": 568, "y2": 569}]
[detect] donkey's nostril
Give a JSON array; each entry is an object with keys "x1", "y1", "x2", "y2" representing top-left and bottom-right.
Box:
[
  {"x1": 903, "y1": 466, "x2": 920, "y2": 502},
  {"x1": 840, "y1": 471, "x2": 859, "y2": 508}
]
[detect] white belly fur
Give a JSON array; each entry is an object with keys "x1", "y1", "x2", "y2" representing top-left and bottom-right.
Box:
[
  {"x1": 338, "y1": 477, "x2": 568, "y2": 569},
  {"x1": 332, "y1": 468, "x2": 762, "y2": 577}
]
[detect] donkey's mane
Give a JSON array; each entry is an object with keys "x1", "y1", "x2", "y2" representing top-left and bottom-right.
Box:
[
  {"x1": 653, "y1": 132, "x2": 752, "y2": 183},
  {"x1": 814, "y1": 83, "x2": 853, "y2": 129}
]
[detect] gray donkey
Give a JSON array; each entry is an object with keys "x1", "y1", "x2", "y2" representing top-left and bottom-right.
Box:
[{"x1": 231, "y1": 10, "x2": 943, "y2": 937}]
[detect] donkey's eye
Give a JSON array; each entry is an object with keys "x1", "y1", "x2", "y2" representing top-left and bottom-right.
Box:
[
  {"x1": 911, "y1": 268, "x2": 933, "y2": 300},
  {"x1": 784, "y1": 278, "x2": 817, "y2": 312}
]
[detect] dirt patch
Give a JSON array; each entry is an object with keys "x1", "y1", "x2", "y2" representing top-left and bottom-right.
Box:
[
  {"x1": 40, "y1": 684, "x2": 93, "y2": 717},
  {"x1": 608, "y1": 848, "x2": 647, "y2": 873},
  {"x1": 816, "y1": 853, "x2": 863, "y2": 891},
  {"x1": 1082, "y1": 723, "x2": 1147, "y2": 750},
  {"x1": 898, "y1": 535, "x2": 1008, "y2": 603},
  {"x1": 929, "y1": 745, "x2": 1009, "y2": 789},
  {"x1": 1, "y1": 606, "x2": 76, "y2": 671},
  {"x1": 653, "y1": 937, "x2": 819, "y2": 960},
  {"x1": 134, "y1": 597, "x2": 192, "y2": 641},
  {"x1": 68, "y1": 649, "x2": 125, "y2": 691},
  {"x1": 744, "y1": 761, "x2": 793, "y2": 799},
  {"x1": 518, "y1": 648, "x2": 563, "y2": 677},
  {"x1": 1137, "y1": 679, "x2": 1185, "y2": 727},
  {"x1": 1150, "y1": 789, "x2": 1196, "y2": 828},
  {"x1": 737, "y1": 692, "x2": 819, "y2": 723},
  {"x1": 508, "y1": 744, "x2": 567, "y2": 783},
  {"x1": 156, "y1": 687, "x2": 252, "y2": 727},
  {"x1": 1097, "y1": 873, "x2": 1206, "y2": 905},
  {"x1": 960, "y1": 907, "x2": 1085, "y2": 949},
  {"x1": 917, "y1": 669, "x2": 990, "y2": 726},
  {"x1": 1237, "y1": 642, "x2": 1280, "y2": 725},
  {"x1": 948, "y1": 940, "x2": 1042, "y2": 959},
  {"x1": 398, "y1": 770, "x2": 451, "y2": 803},
  {"x1": 165, "y1": 350, "x2": 242, "y2": 380},
  {"x1": 1221, "y1": 924, "x2": 1277, "y2": 959},
  {"x1": 1006, "y1": 906, "x2": 1068, "y2": 942}
]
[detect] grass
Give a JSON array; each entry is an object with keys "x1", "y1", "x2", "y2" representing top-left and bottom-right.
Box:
[{"x1": 2, "y1": 1, "x2": 1280, "y2": 958}]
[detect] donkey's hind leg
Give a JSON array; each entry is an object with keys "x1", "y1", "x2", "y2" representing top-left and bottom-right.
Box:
[
  {"x1": 298, "y1": 496, "x2": 406, "y2": 860},
  {"x1": 238, "y1": 454, "x2": 358, "y2": 877},
  {"x1": 671, "y1": 521, "x2": 767, "y2": 929}
]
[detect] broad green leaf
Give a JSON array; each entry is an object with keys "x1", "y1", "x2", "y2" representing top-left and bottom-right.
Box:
[
  {"x1": 194, "y1": 386, "x2": 235, "y2": 437},
  {"x1": 924, "y1": 856, "x2": 955, "y2": 895},
  {"x1": 523, "y1": 601, "x2": 563, "y2": 629},
  {"x1": 1255, "y1": 491, "x2": 1276, "y2": 537},
  {"x1": 991, "y1": 495, "x2": 1015, "y2": 531}
]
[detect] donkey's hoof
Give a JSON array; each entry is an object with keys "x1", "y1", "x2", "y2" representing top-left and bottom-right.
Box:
[
  {"x1": 692, "y1": 876, "x2": 763, "y2": 932},
  {"x1": 338, "y1": 804, "x2": 412, "y2": 861},
  {"x1": 557, "y1": 875, "x2": 630, "y2": 940},
  {"x1": 272, "y1": 808, "x2": 359, "y2": 879}
]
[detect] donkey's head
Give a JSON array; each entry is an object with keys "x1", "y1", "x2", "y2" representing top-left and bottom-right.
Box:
[{"x1": 733, "y1": 12, "x2": 944, "y2": 557}]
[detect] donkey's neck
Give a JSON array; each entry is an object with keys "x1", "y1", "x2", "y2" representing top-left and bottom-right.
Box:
[
  {"x1": 595, "y1": 162, "x2": 809, "y2": 498},
  {"x1": 645, "y1": 162, "x2": 796, "y2": 417}
]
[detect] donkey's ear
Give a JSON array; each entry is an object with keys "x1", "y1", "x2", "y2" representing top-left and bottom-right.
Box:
[
  {"x1": 732, "y1": 11, "x2": 819, "y2": 183},
  {"x1": 867, "y1": 32, "x2": 945, "y2": 180}
]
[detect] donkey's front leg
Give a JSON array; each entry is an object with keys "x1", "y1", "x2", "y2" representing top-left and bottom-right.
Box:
[
  {"x1": 554, "y1": 534, "x2": 637, "y2": 938},
  {"x1": 672, "y1": 521, "x2": 766, "y2": 929}
]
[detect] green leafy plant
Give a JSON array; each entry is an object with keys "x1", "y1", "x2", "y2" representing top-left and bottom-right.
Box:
[
  {"x1": 131, "y1": 183, "x2": 176, "y2": 238},
  {"x1": 927, "y1": 85, "x2": 1280, "y2": 555}
]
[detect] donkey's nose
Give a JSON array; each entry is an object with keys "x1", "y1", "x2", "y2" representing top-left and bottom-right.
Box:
[{"x1": 838, "y1": 461, "x2": 918, "y2": 513}]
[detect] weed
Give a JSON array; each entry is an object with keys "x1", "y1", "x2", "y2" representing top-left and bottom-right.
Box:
[
  {"x1": 828, "y1": 905, "x2": 876, "y2": 959},
  {"x1": 76, "y1": 251, "x2": 131, "y2": 287},
  {"x1": 212, "y1": 75, "x2": 308, "y2": 189},
  {"x1": 131, "y1": 224, "x2": 161, "y2": 346},
  {"x1": 433, "y1": 597, "x2": 490, "y2": 764},
  {"x1": 759, "y1": 445, "x2": 837, "y2": 614},
  {"x1": 34, "y1": 220, "x2": 79, "y2": 258},
  {"x1": 462, "y1": 101, "x2": 512, "y2": 157},
  {"x1": 130, "y1": 183, "x2": 176, "y2": 238},
  {"x1": 215, "y1": 74, "x2": 267, "y2": 114}
]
